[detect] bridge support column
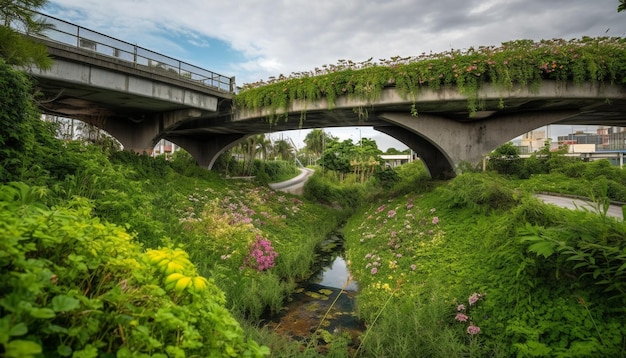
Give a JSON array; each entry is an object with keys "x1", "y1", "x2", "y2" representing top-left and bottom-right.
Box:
[
  {"x1": 167, "y1": 134, "x2": 246, "y2": 169},
  {"x1": 379, "y1": 110, "x2": 578, "y2": 178},
  {"x1": 82, "y1": 109, "x2": 209, "y2": 153}
]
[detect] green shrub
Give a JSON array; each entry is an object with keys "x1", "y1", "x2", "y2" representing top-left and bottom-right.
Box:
[
  {"x1": 303, "y1": 171, "x2": 363, "y2": 210},
  {"x1": 0, "y1": 183, "x2": 269, "y2": 357},
  {"x1": 440, "y1": 172, "x2": 520, "y2": 211}
]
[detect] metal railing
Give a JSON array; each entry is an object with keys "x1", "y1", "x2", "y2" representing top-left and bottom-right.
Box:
[{"x1": 23, "y1": 11, "x2": 235, "y2": 93}]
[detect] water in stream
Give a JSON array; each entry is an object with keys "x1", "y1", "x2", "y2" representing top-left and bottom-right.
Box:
[{"x1": 263, "y1": 235, "x2": 365, "y2": 352}]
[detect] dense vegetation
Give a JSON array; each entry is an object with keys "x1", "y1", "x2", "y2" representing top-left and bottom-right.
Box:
[
  {"x1": 340, "y1": 166, "x2": 626, "y2": 357},
  {"x1": 235, "y1": 37, "x2": 626, "y2": 119},
  {"x1": 2, "y1": 6, "x2": 626, "y2": 354},
  {"x1": 0, "y1": 60, "x2": 346, "y2": 357}
]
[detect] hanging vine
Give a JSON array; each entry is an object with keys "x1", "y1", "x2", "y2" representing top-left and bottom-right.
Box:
[{"x1": 234, "y1": 37, "x2": 626, "y2": 119}]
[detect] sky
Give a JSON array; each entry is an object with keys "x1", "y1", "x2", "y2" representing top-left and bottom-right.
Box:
[{"x1": 42, "y1": 0, "x2": 626, "y2": 150}]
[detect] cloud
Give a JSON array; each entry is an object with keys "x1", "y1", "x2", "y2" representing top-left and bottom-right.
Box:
[{"x1": 45, "y1": 0, "x2": 625, "y2": 84}]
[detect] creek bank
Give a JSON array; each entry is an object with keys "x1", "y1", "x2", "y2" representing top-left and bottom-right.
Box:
[{"x1": 262, "y1": 232, "x2": 365, "y2": 351}]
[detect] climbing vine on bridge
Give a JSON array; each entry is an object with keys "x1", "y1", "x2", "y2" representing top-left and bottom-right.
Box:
[{"x1": 234, "y1": 37, "x2": 626, "y2": 120}]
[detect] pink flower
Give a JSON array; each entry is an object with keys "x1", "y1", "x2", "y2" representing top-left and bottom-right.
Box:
[
  {"x1": 467, "y1": 325, "x2": 481, "y2": 335},
  {"x1": 410, "y1": 264, "x2": 417, "y2": 271},
  {"x1": 457, "y1": 304, "x2": 466, "y2": 311},
  {"x1": 455, "y1": 313, "x2": 469, "y2": 322},
  {"x1": 387, "y1": 210, "x2": 396, "y2": 218},
  {"x1": 431, "y1": 217, "x2": 439, "y2": 225},
  {"x1": 469, "y1": 293, "x2": 481, "y2": 306},
  {"x1": 371, "y1": 267, "x2": 378, "y2": 275}
]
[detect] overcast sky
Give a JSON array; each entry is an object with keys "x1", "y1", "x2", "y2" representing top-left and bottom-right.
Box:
[{"x1": 43, "y1": 0, "x2": 626, "y2": 150}]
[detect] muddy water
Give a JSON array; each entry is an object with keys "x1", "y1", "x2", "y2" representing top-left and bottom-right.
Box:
[{"x1": 264, "y1": 236, "x2": 365, "y2": 351}]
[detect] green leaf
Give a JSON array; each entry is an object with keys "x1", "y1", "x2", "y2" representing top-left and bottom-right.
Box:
[
  {"x1": 29, "y1": 307, "x2": 55, "y2": 319},
  {"x1": 527, "y1": 241, "x2": 556, "y2": 258},
  {"x1": 52, "y1": 295, "x2": 80, "y2": 312},
  {"x1": 57, "y1": 345, "x2": 72, "y2": 357},
  {"x1": 8, "y1": 322, "x2": 27, "y2": 337},
  {"x1": 4, "y1": 340, "x2": 42, "y2": 358}
]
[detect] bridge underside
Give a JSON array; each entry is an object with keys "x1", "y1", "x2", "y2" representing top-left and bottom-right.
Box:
[
  {"x1": 35, "y1": 74, "x2": 626, "y2": 179},
  {"x1": 164, "y1": 83, "x2": 626, "y2": 179}
]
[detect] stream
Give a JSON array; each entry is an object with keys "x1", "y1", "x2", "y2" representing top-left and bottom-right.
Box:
[{"x1": 263, "y1": 233, "x2": 365, "y2": 351}]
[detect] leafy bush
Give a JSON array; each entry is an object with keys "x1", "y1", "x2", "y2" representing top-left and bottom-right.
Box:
[
  {"x1": 0, "y1": 183, "x2": 268, "y2": 357},
  {"x1": 303, "y1": 171, "x2": 363, "y2": 210},
  {"x1": 0, "y1": 60, "x2": 55, "y2": 183},
  {"x1": 440, "y1": 172, "x2": 520, "y2": 211}
]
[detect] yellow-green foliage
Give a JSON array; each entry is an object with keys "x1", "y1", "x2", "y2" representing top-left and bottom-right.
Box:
[{"x1": 0, "y1": 182, "x2": 269, "y2": 357}]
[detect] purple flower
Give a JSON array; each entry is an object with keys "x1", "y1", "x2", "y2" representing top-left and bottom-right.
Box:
[
  {"x1": 432, "y1": 217, "x2": 439, "y2": 225},
  {"x1": 371, "y1": 267, "x2": 378, "y2": 275},
  {"x1": 467, "y1": 325, "x2": 481, "y2": 335},
  {"x1": 455, "y1": 313, "x2": 469, "y2": 322},
  {"x1": 387, "y1": 210, "x2": 397, "y2": 218}
]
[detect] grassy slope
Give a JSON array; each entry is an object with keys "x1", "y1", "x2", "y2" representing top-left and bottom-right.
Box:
[{"x1": 343, "y1": 172, "x2": 626, "y2": 357}]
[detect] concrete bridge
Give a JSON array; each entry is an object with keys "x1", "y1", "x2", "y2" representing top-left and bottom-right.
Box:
[{"x1": 25, "y1": 13, "x2": 626, "y2": 179}]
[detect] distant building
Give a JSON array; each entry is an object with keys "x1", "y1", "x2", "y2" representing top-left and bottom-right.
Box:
[
  {"x1": 519, "y1": 130, "x2": 549, "y2": 154},
  {"x1": 380, "y1": 154, "x2": 414, "y2": 167},
  {"x1": 604, "y1": 127, "x2": 626, "y2": 150},
  {"x1": 152, "y1": 139, "x2": 177, "y2": 157},
  {"x1": 556, "y1": 126, "x2": 626, "y2": 151}
]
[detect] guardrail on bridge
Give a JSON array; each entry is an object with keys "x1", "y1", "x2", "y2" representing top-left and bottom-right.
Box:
[{"x1": 20, "y1": 11, "x2": 235, "y2": 93}]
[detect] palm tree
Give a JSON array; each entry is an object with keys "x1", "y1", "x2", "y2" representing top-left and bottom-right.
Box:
[
  {"x1": 304, "y1": 129, "x2": 335, "y2": 164},
  {"x1": 272, "y1": 139, "x2": 292, "y2": 161}
]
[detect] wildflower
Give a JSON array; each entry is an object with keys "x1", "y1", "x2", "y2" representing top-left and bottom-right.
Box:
[
  {"x1": 457, "y1": 304, "x2": 466, "y2": 311},
  {"x1": 430, "y1": 208, "x2": 436, "y2": 213},
  {"x1": 432, "y1": 217, "x2": 439, "y2": 225},
  {"x1": 371, "y1": 267, "x2": 378, "y2": 275},
  {"x1": 365, "y1": 253, "x2": 372, "y2": 259},
  {"x1": 410, "y1": 264, "x2": 417, "y2": 271},
  {"x1": 406, "y1": 203, "x2": 414, "y2": 209},
  {"x1": 387, "y1": 210, "x2": 397, "y2": 218},
  {"x1": 467, "y1": 324, "x2": 481, "y2": 335},
  {"x1": 455, "y1": 313, "x2": 469, "y2": 322},
  {"x1": 469, "y1": 292, "x2": 482, "y2": 306}
]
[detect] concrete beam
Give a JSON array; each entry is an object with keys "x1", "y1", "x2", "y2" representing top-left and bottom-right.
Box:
[
  {"x1": 31, "y1": 58, "x2": 219, "y2": 111},
  {"x1": 380, "y1": 110, "x2": 580, "y2": 174}
]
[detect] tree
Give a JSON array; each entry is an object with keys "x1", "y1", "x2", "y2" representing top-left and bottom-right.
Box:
[
  {"x1": 0, "y1": 0, "x2": 52, "y2": 69},
  {"x1": 271, "y1": 139, "x2": 292, "y2": 161},
  {"x1": 619, "y1": 0, "x2": 625, "y2": 12},
  {"x1": 303, "y1": 129, "x2": 334, "y2": 160},
  {"x1": 321, "y1": 138, "x2": 354, "y2": 180},
  {"x1": 486, "y1": 142, "x2": 522, "y2": 176}
]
